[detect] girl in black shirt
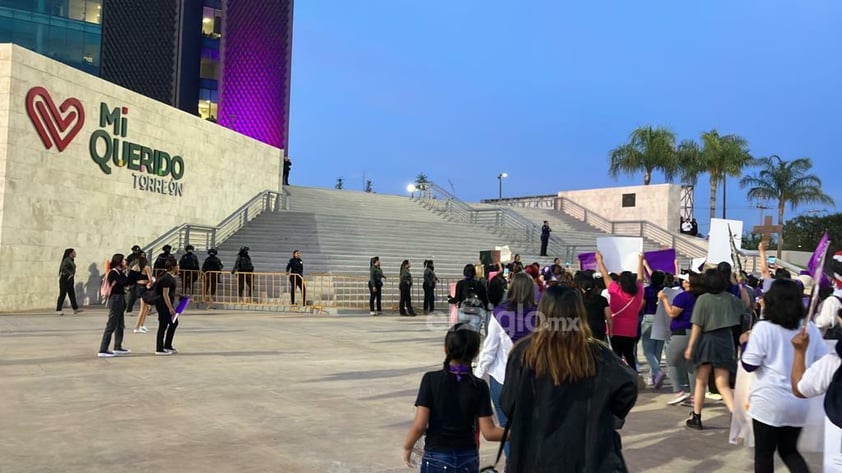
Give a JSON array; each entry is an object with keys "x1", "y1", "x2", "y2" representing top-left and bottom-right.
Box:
[
  {"x1": 403, "y1": 323, "x2": 504, "y2": 472},
  {"x1": 155, "y1": 257, "x2": 180, "y2": 355},
  {"x1": 98, "y1": 254, "x2": 130, "y2": 357}
]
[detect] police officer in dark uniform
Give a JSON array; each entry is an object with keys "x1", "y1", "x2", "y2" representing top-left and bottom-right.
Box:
[
  {"x1": 286, "y1": 250, "x2": 305, "y2": 305},
  {"x1": 179, "y1": 245, "x2": 200, "y2": 296},
  {"x1": 153, "y1": 245, "x2": 172, "y2": 277},
  {"x1": 201, "y1": 248, "x2": 223, "y2": 307},
  {"x1": 540, "y1": 220, "x2": 552, "y2": 256}
]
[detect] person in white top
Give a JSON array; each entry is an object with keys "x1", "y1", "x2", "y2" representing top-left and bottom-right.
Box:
[
  {"x1": 474, "y1": 273, "x2": 537, "y2": 453},
  {"x1": 741, "y1": 279, "x2": 827, "y2": 473}
]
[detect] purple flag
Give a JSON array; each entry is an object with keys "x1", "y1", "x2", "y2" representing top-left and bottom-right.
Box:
[
  {"x1": 578, "y1": 252, "x2": 597, "y2": 271},
  {"x1": 644, "y1": 248, "x2": 677, "y2": 275},
  {"x1": 807, "y1": 232, "x2": 830, "y2": 278},
  {"x1": 173, "y1": 295, "x2": 190, "y2": 323}
]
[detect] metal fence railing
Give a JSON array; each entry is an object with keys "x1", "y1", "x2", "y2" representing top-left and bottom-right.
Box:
[{"x1": 144, "y1": 269, "x2": 463, "y2": 312}]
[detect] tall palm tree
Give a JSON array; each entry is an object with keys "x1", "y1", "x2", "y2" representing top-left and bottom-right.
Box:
[
  {"x1": 608, "y1": 126, "x2": 677, "y2": 185},
  {"x1": 740, "y1": 155, "x2": 835, "y2": 258},
  {"x1": 676, "y1": 130, "x2": 753, "y2": 220}
]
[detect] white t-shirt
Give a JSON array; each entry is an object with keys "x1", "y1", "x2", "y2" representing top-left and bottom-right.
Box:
[
  {"x1": 797, "y1": 352, "x2": 842, "y2": 398},
  {"x1": 742, "y1": 321, "x2": 827, "y2": 427},
  {"x1": 816, "y1": 290, "x2": 842, "y2": 332}
]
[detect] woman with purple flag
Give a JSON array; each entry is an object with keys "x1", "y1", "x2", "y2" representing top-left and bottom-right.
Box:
[
  {"x1": 154, "y1": 257, "x2": 180, "y2": 355},
  {"x1": 474, "y1": 273, "x2": 537, "y2": 456}
]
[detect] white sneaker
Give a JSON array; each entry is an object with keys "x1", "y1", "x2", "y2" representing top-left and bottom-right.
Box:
[
  {"x1": 667, "y1": 391, "x2": 691, "y2": 405},
  {"x1": 370, "y1": 311, "x2": 377, "y2": 316},
  {"x1": 113, "y1": 348, "x2": 131, "y2": 355},
  {"x1": 155, "y1": 351, "x2": 172, "y2": 356},
  {"x1": 133, "y1": 328, "x2": 143, "y2": 333},
  {"x1": 140, "y1": 326, "x2": 148, "y2": 333},
  {"x1": 97, "y1": 351, "x2": 115, "y2": 358},
  {"x1": 57, "y1": 310, "x2": 64, "y2": 316}
]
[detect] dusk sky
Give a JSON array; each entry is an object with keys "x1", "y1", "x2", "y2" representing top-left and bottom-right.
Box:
[{"x1": 288, "y1": 0, "x2": 842, "y2": 234}]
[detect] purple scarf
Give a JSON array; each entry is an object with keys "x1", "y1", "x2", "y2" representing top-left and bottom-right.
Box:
[
  {"x1": 493, "y1": 304, "x2": 538, "y2": 343},
  {"x1": 448, "y1": 363, "x2": 472, "y2": 381}
]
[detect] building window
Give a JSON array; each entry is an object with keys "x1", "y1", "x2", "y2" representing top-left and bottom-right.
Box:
[
  {"x1": 198, "y1": 88, "x2": 219, "y2": 121},
  {"x1": 201, "y1": 6, "x2": 222, "y2": 39},
  {"x1": 622, "y1": 193, "x2": 636, "y2": 208}
]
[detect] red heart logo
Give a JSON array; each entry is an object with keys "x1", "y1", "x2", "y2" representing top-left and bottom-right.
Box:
[{"x1": 25, "y1": 87, "x2": 85, "y2": 152}]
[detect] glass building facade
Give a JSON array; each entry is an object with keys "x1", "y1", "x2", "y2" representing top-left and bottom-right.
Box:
[{"x1": 0, "y1": 0, "x2": 102, "y2": 75}]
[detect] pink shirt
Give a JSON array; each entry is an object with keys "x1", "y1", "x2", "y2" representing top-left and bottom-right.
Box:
[{"x1": 608, "y1": 281, "x2": 643, "y2": 337}]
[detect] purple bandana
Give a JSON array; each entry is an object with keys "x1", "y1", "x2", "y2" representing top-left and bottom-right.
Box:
[{"x1": 448, "y1": 363, "x2": 472, "y2": 381}]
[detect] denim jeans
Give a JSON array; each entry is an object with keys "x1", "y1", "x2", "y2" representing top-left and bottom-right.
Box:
[
  {"x1": 488, "y1": 376, "x2": 510, "y2": 458},
  {"x1": 641, "y1": 314, "x2": 664, "y2": 377},
  {"x1": 420, "y1": 449, "x2": 479, "y2": 473}
]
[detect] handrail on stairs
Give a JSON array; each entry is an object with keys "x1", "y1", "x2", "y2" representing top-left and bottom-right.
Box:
[
  {"x1": 413, "y1": 182, "x2": 577, "y2": 261},
  {"x1": 143, "y1": 188, "x2": 288, "y2": 255}
]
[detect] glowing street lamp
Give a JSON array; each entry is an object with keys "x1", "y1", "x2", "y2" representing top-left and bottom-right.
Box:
[{"x1": 497, "y1": 173, "x2": 508, "y2": 200}]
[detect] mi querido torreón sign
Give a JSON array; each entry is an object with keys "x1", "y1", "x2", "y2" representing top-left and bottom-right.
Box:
[{"x1": 25, "y1": 86, "x2": 186, "y2": 197}]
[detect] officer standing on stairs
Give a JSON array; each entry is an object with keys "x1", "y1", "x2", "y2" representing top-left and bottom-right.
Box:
[
  {"x1": 286, "y1": 250, "x2": 305, "y2": 305},
  {"x1": 540, "y1": 220, "x2": 552, "y2": 257},
  {"x1": 179, "y1": 245, "x2": 200, "y2": 296}
]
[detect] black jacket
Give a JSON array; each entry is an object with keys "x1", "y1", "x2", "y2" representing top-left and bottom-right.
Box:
[
  {"x1": 202, "y1": 255, "x2": 223, "y2": 272},
  {"x1": 179, "y1": 252, "x2": 200, "y2": 271},
  {"x1": 450, "y1": 278, "x2": 489, "y2": 308},
  {"x1": 286, "y1": 257, "x2": 303, "y2": 275},
  {"x1": 500, "y1": 340, "x2": 638, "y2": 473}
]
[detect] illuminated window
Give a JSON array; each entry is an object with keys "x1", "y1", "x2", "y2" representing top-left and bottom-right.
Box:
[
  {"x1": 201, "y1": 7, "x2": 222, "y2": 39},
  {"x1": 198, "y1": 88, "x2": 219, "y2": 121}
]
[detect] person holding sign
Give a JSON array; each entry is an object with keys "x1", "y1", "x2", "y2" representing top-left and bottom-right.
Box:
[{"x1": 596, "y1": 251, "x2": 644, "y2": 371}]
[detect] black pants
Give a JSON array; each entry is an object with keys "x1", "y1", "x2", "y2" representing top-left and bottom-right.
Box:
[
  {"x1": 611, "y1": 335, "x2": 637, "y2": 371},
  {"x1": 155, "y1": 303, "x2": 179, "y2": 352},
  {"x1": 283, "y1": 171, "x2": 290, "y2": 186},
  {"x1": 289, "y1": 275, "x2": 305, "y2": 304},
  {"x1": 237, "y1": 273, "x2": 253, "y2": 299},
  {"x1": 540, "y1": 236, "x2": 549, "y2": 256},
  {"x1": 99, "y1": 294, "x2": 125, "y2": 353},
  {"x1": 399, "y1": 282, "x2": 414, "y2": 314},
  {"x1": 125, "y1": 284, "x2": 139, "y2": 312},
  {"x1": 369, "y1": 282, "x2": 382, "y2": 312},
  {"x1": 204, "y1": 274, "x2": 218, "y2": 298},
  {"x1": 181, "y1": 272, "x2": 197, "y2": 296},
  {"x1": 56, "y1": 276, "x2": 78, "y2": 311},
  {"x1": 423, "y1": 284, "x2": 435, "y2": 312},
  {"x1": 752, "y1": 419, "x2": 809, "y2": 473}
]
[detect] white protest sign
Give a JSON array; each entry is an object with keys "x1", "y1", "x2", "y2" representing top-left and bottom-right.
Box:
[
  {"x1": 597, "y1": 237, "x2": 643, "y2": 273},
  {"x1": 495, "y1": 245, "x2": 512, "y2": 264},
  {"x1": 707, "y1": 218, "x2": 743, "y2": 267}
]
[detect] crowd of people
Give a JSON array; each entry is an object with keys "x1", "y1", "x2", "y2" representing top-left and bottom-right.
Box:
[{"x1": 401, "y1": 240, "x2": 842, "y2": 472}]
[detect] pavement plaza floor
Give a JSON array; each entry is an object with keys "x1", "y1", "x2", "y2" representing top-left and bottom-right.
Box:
[{"x1": 0, "y1": 308, "x2": 823, "y2": 473}]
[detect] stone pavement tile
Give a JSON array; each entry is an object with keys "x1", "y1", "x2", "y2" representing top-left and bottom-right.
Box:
[{"x1": 0, "y1": 309, "x2": 825, "y2": 472}]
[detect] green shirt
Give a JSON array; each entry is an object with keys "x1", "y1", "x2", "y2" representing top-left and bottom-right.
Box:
[
  {"x1": 691, "y1": 292, "x2": 743, "y2": 332},
  {"x1": 59, "y1": 257, "x2": 76, "y2": 279},
  {"x1": 369, "y1": 266, "x2": 384, "y2": 285}
]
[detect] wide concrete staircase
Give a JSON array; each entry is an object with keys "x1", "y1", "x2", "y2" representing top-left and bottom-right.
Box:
[{"x1": 215, "y1": 186, "x2": 537, "y2": 278}]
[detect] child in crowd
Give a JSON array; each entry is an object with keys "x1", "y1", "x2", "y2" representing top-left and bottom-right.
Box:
[{"x1": 403, "y1": 323, "x2": 504, "y2": 472}]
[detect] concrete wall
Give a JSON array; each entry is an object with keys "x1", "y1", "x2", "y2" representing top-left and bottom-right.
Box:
[
  {"x1": 558, "y1": 184, "x2": 683, "y2": 232},
  {"x1": 0, "y1": 44, "x2": 282, "y2": 312}
]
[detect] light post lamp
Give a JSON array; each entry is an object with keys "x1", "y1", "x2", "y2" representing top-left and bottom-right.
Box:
[
  {"x1": 406, "y1": 184, "x2": 416, "y2": 199},
  {"x1": 497, "y1": 172, "x2": 508, "y2": 200}
]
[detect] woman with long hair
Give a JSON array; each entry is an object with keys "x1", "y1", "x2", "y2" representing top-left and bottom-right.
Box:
[
  {"x1": 154, "y1": 257, "x2": 180, "y2": 355},
  {"x1": 399, "y1": 260, "x2": 416, "y2": 316},
  {"x1": 596, "y1": 251, "x2": 644, "y2": 371},
  {"x1": 500, "y1": 285, "x2": 638, "y2": 472},
  {"x1": 98, "y1": 254, "x2": 130, "y2": 357},
  {"x1": 131, "y1": 254, "x2": 154, "y2": 333},
  {"x1": 422, "y1": 260, "x2": 438, "y2": 314},
  {"x1": 575, "y1": 271, "x2": 613, "y2": 342},
  {"x1": 684, "y1": 268, "x2": 744, "y2": 429},
  {"x1": 56, "y1": 248, "x2": 82, "y2": 315},
  {"x1": 368, "y1": 256, "x2": 384, "y2": 316},
  {"x1": 660, "y1": 273, "x2": 704, "y2": 406},
  {"x1": 474, "y1": 272, "x2": 537, "y2": 455},
  {"x1": 741, "y1": 279, "x2": 826, "y2": 472}
]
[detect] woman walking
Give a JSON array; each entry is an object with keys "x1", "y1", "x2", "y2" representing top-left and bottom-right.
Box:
[
  {"x1": 131, "y1": 254, "x2": 154, "y2": 333},
  {"x1": 422, "y1": 260, "x2": 438, "y2": 314},
  {"x1": 369, "y1": 256, "x2": 384, "y2": 316},
  {"x1": 56, "y1": 248, "x2": 82, "y2": 315},
  {"x1": 575, "y1": 271, "x2": 612, "y2": 342},
  {"x1": 741, "y1": 279, "x2": 826, "y2": 472},
  {"x1": 402, "y1": 323, "x2": 504, "y2": 471},
  {"x1": 474, "y1": 272, "x2": 537, "y2": 457},
  {"x1": 399, "y1": 260, "x2": 417, "y2": 316},
  {"x1": 500, "y1": 285, "x2": 639, "y2": 472},
  {"x1": 98, "y1": 254, "x2": 130, "y2": 357},
  {"x1": 684, "y1": 269, "x2": 744, "y2": 429},
  {"x1": 596, "y1": 251, "x2": 644, "y2": 371},
  {"x1": 659, "y1": 273, "x2": 702, "y2": 405},
  {"x1": 155, "y1": 257, "x2": 180, "y2": 355}
]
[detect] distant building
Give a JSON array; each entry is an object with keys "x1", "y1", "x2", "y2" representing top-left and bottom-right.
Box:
[{"x1": 0, "y1": 0, "x2": 294, "y2": 151}]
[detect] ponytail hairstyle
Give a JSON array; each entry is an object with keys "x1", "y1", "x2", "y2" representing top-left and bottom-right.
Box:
[
  {"x1": 400, "y1": 259, "x2": 410, "y2": 272},
  {"x1": 370, "y1": 256, "x2": 379, "y2": 268},
  {"x1": 443, "y1": 323, "x2": 481, "y2": 370},
  {"x1": 61, "y1": 248, "x2": 74, "y2": 264}
]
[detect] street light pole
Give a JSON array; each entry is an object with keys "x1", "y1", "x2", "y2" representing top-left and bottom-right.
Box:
[{"x1": 497, "y1": 172, "x2": 507, "y2": 200}]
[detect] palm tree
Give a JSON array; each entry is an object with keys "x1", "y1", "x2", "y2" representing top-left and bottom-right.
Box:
[
  {"x1": 415, "y1": 173, "x2": 430, "y2": 190},
  {"x1": 676, "y1": 130, "x2": 753, "y2": 220},
  {"x1": 740, "y1": 155, "x2": 835, "y2": 258},
  {"x1": 608, "y1": 126, "x2": 677, "y2": 185}
]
